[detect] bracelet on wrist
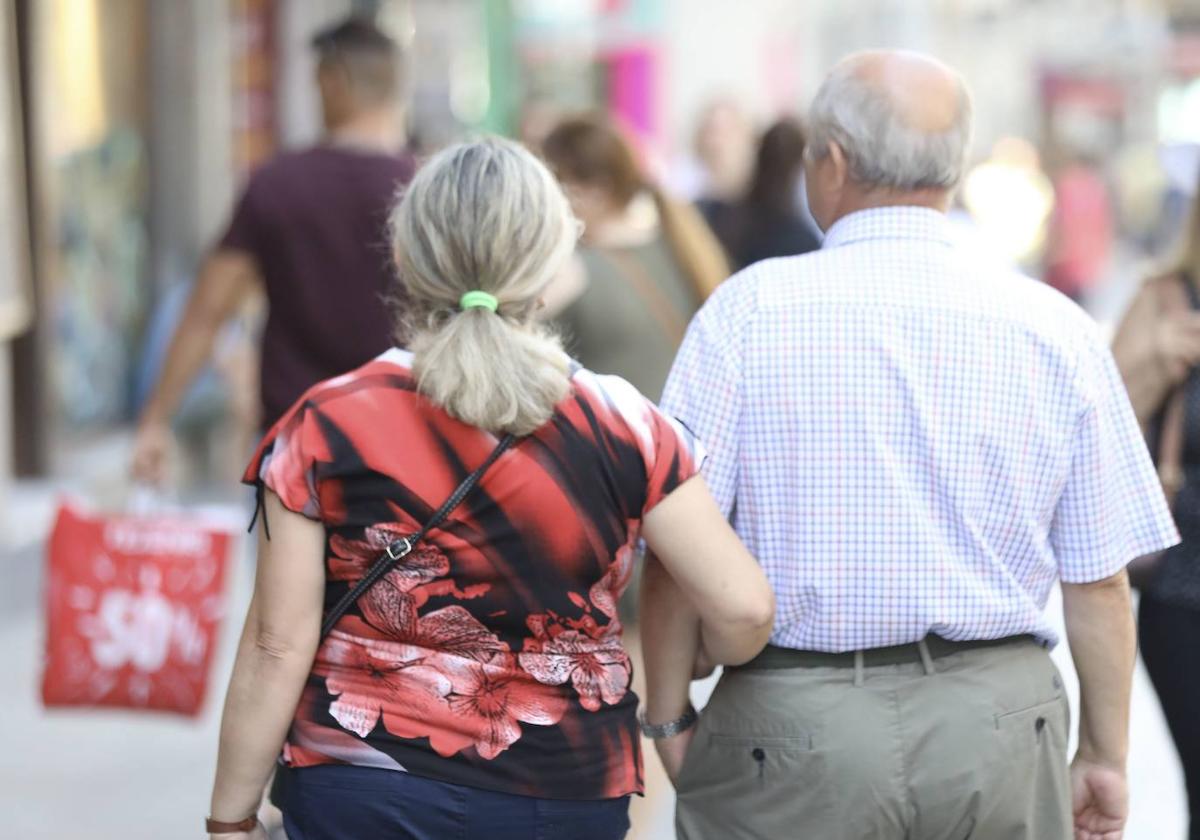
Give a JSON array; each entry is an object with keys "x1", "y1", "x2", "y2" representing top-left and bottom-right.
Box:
[
  {"x1": 206, "y1": 815, "x2": 259, "y2": 834},
  {"x1": 639, "y1": 704, "x2": 699, "y2": 739}
]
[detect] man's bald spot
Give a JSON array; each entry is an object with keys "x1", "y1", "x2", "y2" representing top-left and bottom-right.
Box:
[{"x1": 840, "y1": 50, "x2": 964, "y2": 135}]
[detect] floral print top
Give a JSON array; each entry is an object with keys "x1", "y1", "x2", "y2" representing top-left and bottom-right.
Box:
[{"x1": 244, "y1": 348, "x2": 703, "y2": 800}]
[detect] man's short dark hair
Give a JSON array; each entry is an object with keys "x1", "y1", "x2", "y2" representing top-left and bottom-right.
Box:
[
  {"x1": 311, "y1": 17, "x2": 401, "y2": 104},
  {"x1": 311, "y1": 16, "x2": 397, "y2": 57}
]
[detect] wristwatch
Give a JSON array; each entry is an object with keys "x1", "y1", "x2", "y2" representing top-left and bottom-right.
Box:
[
  {"x1": 638, "y1": 704, "x2": 699, "y2": 739},
  {"x1": 206, "y1": 815, "x2": 259, "y2": 834}
]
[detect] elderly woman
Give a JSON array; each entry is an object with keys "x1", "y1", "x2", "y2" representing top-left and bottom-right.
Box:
[{"x1": 204, "y1": 138, "x2": 774, "y2": 840}]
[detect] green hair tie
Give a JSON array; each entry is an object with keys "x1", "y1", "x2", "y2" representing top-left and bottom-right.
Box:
[{"x1": 459, "y1": 290, "x2": 499, "y2": 313}]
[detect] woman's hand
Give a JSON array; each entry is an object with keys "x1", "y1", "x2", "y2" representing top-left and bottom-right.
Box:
[
  {"x1": 1155, "y1": 312, "x2": 1200, "y2": 384},
  {"x1": 210, "y1": 820, "x2": 268, "y2": 840}
]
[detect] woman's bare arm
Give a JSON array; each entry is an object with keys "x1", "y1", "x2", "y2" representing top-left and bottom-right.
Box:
[
  {"x1": 209, "y1": 491, "x2": 326, "y2": 825},
  {"x1": 641, "y1": 475, "x2": 774, "y2": 666}
]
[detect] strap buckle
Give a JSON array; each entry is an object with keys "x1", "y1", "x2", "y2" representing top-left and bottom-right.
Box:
[{"x1": 385, "y1": 537, "x2": 414, "y2": 561}]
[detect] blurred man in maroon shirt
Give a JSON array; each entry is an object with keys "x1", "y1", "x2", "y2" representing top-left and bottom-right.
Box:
[{"x1": 132, "y1": 17, "x2": 415, "y2": 482}]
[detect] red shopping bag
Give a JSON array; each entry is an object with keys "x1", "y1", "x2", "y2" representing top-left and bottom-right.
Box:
[{"x1": 40, "y1": 500, "x2": 234, "y2": 716}]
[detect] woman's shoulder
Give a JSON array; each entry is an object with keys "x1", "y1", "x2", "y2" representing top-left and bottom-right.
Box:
[
  {"x1": 303, "y1": 348, "x2": 416, "y2": 405},
  {"x1": 266, "y1": 348, "x2": 419, "y2": 437},
  {"x1": 567, "y1": 367, "x2": 668, "y2": 434}
]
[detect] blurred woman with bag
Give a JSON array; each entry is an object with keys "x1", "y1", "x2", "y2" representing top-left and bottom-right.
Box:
[
  {"x1": 541, "y1": 114, "x2": 729, "y2": 402},
  {"x1": 1113, "y1": 199, "x2": 1200, "y2": 840},
  {"x1": 205, "y1": 137, "x2": 774, "y2": 840}
]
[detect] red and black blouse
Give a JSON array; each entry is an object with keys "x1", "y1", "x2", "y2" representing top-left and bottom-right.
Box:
[{"x1": 244, "y1": 348, "x2": 702, "y2": 800}]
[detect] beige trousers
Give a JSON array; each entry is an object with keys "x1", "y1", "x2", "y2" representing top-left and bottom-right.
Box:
[{"x1": 675, "y1": 639, "x2": 1072, "y2": 840}]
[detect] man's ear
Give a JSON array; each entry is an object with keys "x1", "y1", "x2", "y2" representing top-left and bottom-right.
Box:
[{"x1": 827, "y1": 142, "x2": 850, "y2": 191}]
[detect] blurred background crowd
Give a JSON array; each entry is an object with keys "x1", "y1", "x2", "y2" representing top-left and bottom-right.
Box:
[{"x1": 4, "y1": 0, "x2": 1200, "y2": 838}]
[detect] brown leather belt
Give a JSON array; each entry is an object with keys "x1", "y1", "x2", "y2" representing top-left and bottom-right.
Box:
[{"x1": 735, "y1": 634, "x2": 1039, "y2": 671}]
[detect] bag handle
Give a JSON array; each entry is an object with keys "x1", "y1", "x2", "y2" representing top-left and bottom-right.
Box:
[
  {"x1": 319, "y1": 434, "x2": 516, "y2": 640},
  {"x1": 1156, "y1": 273, "x2": 1199, "y2": 506}
]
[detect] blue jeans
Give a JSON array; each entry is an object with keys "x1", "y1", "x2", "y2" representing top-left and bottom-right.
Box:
[{"x1": 280, "y1": 765, "x2": 631, "y2": 840}]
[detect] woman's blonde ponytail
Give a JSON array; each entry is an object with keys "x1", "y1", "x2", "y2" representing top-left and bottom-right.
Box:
[{"x1": 390, "y1": 138, "x2": 581, "y2": 436}]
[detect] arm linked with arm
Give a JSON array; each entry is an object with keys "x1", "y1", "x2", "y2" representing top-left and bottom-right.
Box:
[
  {"x1": 638, "y1": 553, "x2": 704, "y2": 785},
  {"x1": 639, "y1": 554, "x2": 702, "y2": 728},
  {"x1": 641, "y1": 475, "x2": 774, "y2": 667}
]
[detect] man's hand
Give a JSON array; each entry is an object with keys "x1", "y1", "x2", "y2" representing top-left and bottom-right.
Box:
[
  {"x1": 1071, "y1": 758, "x2": 1127, "y2": 840},
  {"x1": 654, "y1": 727, "x2": 697, "y2": 787},
  {"x1": 130, "y1": 417, "x2": 174, "y2": 485},
  {"x1": 132, "y1": 249, "x2": 258, "y2": 484}
]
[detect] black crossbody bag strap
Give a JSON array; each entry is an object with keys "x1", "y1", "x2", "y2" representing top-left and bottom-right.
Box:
[{"x1": 319, "y1": 434, "x2": 516, "y2": 640}]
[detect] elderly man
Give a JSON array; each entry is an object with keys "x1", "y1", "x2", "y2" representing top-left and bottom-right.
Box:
[{"x1": 640, "y1": 51, "x2": 1177, "y2": 840}]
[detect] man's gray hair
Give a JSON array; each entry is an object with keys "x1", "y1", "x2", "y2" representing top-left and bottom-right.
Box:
[{"x1": 807, "y1": 58, "x2": 973, "y2": 191}]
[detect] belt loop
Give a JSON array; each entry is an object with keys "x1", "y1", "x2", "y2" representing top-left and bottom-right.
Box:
[
  {"x1": 917, "y1": 637, "x2": 937, "y2": 676},
  {"x1": 853, "y1": 650, "x2": 865, "y2": 687}
]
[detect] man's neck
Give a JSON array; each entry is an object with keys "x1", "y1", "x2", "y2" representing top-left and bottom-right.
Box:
[
  {"x1": 325, "y1": 110, "x2": 405, "y2": 155},
  {"x1": 826, "y1": 188, "x2": 951, "y2": 230}
]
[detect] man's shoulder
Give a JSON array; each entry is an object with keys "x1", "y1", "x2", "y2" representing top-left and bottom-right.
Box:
[
  {"x1": 246, "y1": 145, "x2": 414, "y2": 186},
  {"x1": 969, "y1": 261, "x2": 1100, "y2": 344}
]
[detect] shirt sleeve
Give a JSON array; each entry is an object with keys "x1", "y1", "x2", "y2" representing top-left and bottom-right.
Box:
[
  {"x1": 589, "y1": 373, "x2": 706, "y2": 517},
  {"x1": 659, "y1": 298, "x2": 743, "y2": 519},
  {"x1": 218, "y1": 174, "x2": 264, "y2": 256},
  {"x1": 242, "y1": 401, "x2": 324, "y2": 521},
  {"x1": 1050, "y1": 334, "x2": 1180, "y2": 582},
  {"x1": 639, "y1": 400, "x2": 706, "y2": 516}
]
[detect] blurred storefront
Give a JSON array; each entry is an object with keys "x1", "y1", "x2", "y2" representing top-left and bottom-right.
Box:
[{"x1": 5, "y1": 0, "x2": 1200, "y2": 501}]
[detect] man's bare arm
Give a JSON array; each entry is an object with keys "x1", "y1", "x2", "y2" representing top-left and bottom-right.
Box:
[
  {"x1": 131, "y1": 250, "x2": 259, "y2": 482},
  {"x1": 1062, "y1": 569, "x2": 1136, "y2": 840}
]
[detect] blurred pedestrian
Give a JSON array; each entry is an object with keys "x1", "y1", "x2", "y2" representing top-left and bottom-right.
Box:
[
  {"x1": 1044, "y1": 152, "x2": 1114, "y2": 306},
  {"x1": 642, "y1": 49, "x2": 1177, "y2": 840},
  {"x1": 131, "y1": 16, "x2": 415, "y2": 484},
  {"x1": 670, "y1": 97, "x2": 756, "y2": 208},
  {"x1": 1112, "y1": 187, "x2": 1200, "y2": 840},
  {"x1": 542, "y1": 114, "x2": 729, "y2": 401},
  {"x1": 705, "y1": 117, "x2": 822, "y2": 270},
  {"x1": 204, "y1": 137, "x2": 773, "y2": 840}
]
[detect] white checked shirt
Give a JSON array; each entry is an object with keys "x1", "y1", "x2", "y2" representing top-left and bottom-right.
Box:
[{"x1": 661, "y1": 206, "x2": 1178, "y2": 652}]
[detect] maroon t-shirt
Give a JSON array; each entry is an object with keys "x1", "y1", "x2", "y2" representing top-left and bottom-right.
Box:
[{"x1": 220, "y1": 145, "x2": 416, "y2": 427}]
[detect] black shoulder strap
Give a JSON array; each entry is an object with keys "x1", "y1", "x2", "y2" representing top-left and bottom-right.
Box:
[{"x1": 319, "y1": 434, "x2": 516, "y2": 640}]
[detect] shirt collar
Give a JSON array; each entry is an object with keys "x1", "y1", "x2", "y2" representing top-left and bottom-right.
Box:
[{"x1": 821, "y1": 206, "x2": 954, "y2": 250}]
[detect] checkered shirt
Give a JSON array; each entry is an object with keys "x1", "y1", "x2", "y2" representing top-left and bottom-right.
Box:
[{"x1": 661, "y1": 206, "x2": 1178, "y2": 651}]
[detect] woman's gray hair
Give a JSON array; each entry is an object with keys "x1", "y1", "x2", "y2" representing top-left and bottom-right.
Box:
[
  {"x1": 807, "y1": 56, "x2": 973, "y2": 191},
  {"x1": 390, "y1": 136, "x2": 581, "y2": 436}
]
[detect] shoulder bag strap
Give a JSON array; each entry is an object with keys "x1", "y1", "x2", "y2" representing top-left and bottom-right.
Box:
[
  {"x1": 597, "y1": 248, "x2": 690, "y2": 347},
  {"x1": 319, "y1": 433, "x2": 516, "y2": 640}
]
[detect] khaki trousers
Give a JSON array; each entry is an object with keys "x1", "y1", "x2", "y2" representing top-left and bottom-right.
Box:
[{"x1": 675, "y1": 639, "x2": 1072, "y2": 840}]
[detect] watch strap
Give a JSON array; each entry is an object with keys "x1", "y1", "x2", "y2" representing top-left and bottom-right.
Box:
[{"x1": 639, "y1": 704, "x2": 699, "y2": 739}]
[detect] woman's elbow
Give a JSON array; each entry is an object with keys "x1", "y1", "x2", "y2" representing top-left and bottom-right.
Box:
[
  {"x1": 249, "y1": 623, "x2": 319, "y2": 669},
  {"x1": 707, "y1": 587, "x2": 776, "y2": 665},
  {"x1": 733, "y1": 587, "x2": 776, "y2": 635}
]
